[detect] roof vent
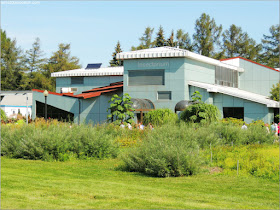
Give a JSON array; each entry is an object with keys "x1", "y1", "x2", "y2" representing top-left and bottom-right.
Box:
[{"x1": 86, "y1": 63, "x2": 102, "y2": 69}]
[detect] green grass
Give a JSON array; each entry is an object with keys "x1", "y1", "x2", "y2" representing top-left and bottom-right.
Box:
[{"x1": 1, "y1": 157, "x2": 279, "y2": 209}]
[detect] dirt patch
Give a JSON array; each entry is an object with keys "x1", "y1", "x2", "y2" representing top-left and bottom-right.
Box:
[{"x1": 209, "y1": 166, "x2": 223, "y2": 174}]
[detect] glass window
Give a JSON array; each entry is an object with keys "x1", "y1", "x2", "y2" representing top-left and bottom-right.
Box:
[
  {"x1": 223, "y1": 107, "x2": 244, "y2": 120},
  {"x1": 128, "y1": 70, "x2": 164, "y2": 86},
  {"x1": 215, "y1": 66, "x2": 238, "y2": 88},
  {"x1": 158, "y1": 91, "x2": 171, "y2": 100},
  {"x1": 71, "y1": 77, "x2": 84, "y2": 85}
]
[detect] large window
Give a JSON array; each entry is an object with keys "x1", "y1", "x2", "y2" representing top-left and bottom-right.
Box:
[
  {"x1": 71, "y1": 77, "x2": 84, "y2": 85},
  {"x1": 215, "y1": 66, "x2": 238, "y2": 88},
  {"x1": 158, "y1": 91, "x2": 171, "y2": 100},
  {"x1": 223, "y1": 107, "x2": 244, "y2": 120},
  {"x1": 128, "y1": 69, "x2": 164, "y2": 86}
]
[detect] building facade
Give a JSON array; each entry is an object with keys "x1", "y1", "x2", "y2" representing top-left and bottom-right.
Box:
[
  {"x1": 117, "y1": 47, "x2": 279, "y2": 123},
  {"x1": 0, "y1": 91, "x2": 32, "y2": 119},
  {"x1": 32, "y1": 47, "x2": 279, "y2": 124}
]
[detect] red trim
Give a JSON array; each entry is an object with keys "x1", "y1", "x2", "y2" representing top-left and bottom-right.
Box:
[
  {"x1": 32, "y1": 89, "x2": 64, "y2": 96},
  {"x1": 220, "y1": 56, "x2": 279, "y2": 72},
  {"x1": 32, "y1": 81, "x2": 123, "y2": 100},
  {"x1": 83, "y1": 84, "x2": 123, "y2": 93}
]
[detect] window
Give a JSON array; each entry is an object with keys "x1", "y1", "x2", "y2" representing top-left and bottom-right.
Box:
[
  {"x1": 215, "y1": 66, "x2": 238, "y2": 88},
  {"x1": 71, "y1": 77, "x2": 84, "y2": 85},
  {"x1": 158, "y1": 91, "x2": 171, "y2": 100},
  {"x1": 128, "y1": 69, "x2": 164, "y2": 86},
  {"x1": 223, "y1": 107, "x2": 244, "y2": 120}
]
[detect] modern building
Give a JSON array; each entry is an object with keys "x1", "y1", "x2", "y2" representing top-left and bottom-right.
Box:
[
  {"x1": 32, "y1": 47, "x2": 279, "y2": 124},
  {"x1": 32, "y1": 65, "x2": 123, "y2": 124},
  {"x1": 0, "y1": 91, "x2": 32, "y2": 118}
]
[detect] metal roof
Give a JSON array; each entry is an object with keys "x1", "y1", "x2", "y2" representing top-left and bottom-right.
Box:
[
  {"x1": 32, "y1": 82, "x2": 123, "y2": 100},
  {"x1": 51, "y1": 66, "x2": 124, "y2": 77},
  {"x1": 221, "y1": 57, "x2": 279, "y2": 72},
  {"x1": 117, "y1": 46, "x2": 244, "y2": 72},
  {"x1": 1, "y1": 93, "x2": 33, "y2": 106},
  {"x1": 188, "y1": 81, "x2": 279, "y2": 108}
]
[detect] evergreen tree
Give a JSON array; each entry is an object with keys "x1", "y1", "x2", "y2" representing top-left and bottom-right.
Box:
[
  {"x1": 1, "y1": 30, "x2": 25, "y2": 90},
  {"x1": 193, "y1": 13, "x2": 222, "y2": 57},
  {"x1": 43, "y1": 43, "x2": 81, "y2": 76},
  {"x1": 167, "y1": 30, "x2": 175, "y2": 47},
  {"x1": 131, "y1": 27, "x2": 155, "y2": 50},
  {"x1": 25, "y1": 37, "x2": 45, "y2": 73},
  {"x1": 110, "y1": 41, "x2": 123, "y2": 66},
  {"x1": 42, "y1": 43, "x2": 81, "y2": 90},
  {"x1": 261, "y1": 24, "x2": 280, "y2": 68},
  {"x1": 155, "y1": 25, "x2": 166, "y2": 47},
  {"x1": 222, "y1": 24, "x2": 262, "y2": 61},
  {"x1": 175, "y1": 29, "x2": 193, "y2": 50}
]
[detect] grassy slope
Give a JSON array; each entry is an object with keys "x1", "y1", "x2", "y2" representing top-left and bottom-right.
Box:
[{"x1": 1, "y1": 157, "x2": 279, "y2": 209}]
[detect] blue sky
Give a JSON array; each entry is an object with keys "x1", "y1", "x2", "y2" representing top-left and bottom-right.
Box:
[{"x1": 1, "y1": 1, "x2": 279, "y2": 68}]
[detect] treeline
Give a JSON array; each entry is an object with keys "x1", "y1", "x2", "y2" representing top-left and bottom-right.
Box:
[
  {"x1": 1, "y1": 30, "x2": 81, "y2": 92},
  {"x1": 116, "y1": 13, "x2": 278, "y2": 69},
  {"x1": 1, "y1": 13, "x2": 279, "y2": 91}
]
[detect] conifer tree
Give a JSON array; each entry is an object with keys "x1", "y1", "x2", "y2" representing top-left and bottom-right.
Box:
[
  {"x1": 193, "y1": 13, "x2": 222, "y2": 57},
  {"x1": 1, "y1": 30, "x2": 25, "y2": 90},
  {"x1": 131, "y1": 27, "x2": 155, "y2": 50},
  {"x1": 25, "y1": 37, "x2": 45, "y2": 73},
  {"x1": 167, "y1": 30, "x2": 175, "y2": 47},
  {"x1": 175, "y1": 29, "x2": 193, "y2": 50},
  {"x1": 261, "y1": 24, "x2": 280, "y2": 68},
  {"x1": 110, "y1": 41, "x2": 123, "y2": 66},
  {"x1": 43, "y1": 43, "x2": 81, "y2": 76},
  {"x1": 42, "y1": 43, "x2": 81, "y2": 90},
  {"x1": 155, "y1": 25, "x2": 166, "y2": 47},
  {"x1": 222, "y1": 24, "x2": 262, "y2": 61}
]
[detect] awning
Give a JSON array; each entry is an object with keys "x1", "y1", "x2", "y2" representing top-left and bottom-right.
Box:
[{"x1": 188, "y1": 81, "x2": 279, "y2": 108}]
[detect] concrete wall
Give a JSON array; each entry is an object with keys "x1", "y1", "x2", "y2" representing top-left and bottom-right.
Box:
[
  {"x1": 79, "y1": 91, "x2": 122, "y2": 124},
  {"x1": 123, "y1": 57, "x2": 216, "y2": 111},
  {"x1": 32, "y1": 90, "x2": 121, "y2": 125},
  {"x1": 56, "y1": 76, "x2": 123, "y2": 94},
  {"x1": 124, "y1": 58, "x2": 186, "y2": 110},
  {"x1": 184, "y1": 58, "x2": 215, "y2": 100},
  {"x1": 239, "y1": 59, "x2": 279, "y2": 96}
]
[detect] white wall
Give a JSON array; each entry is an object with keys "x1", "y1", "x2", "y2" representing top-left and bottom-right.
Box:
[{"x1": 1, "y1": 106, "x2": 32, "y2": 118}]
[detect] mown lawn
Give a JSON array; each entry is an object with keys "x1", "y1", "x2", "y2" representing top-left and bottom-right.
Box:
[{"x1": 1, "y1": 157, "x2": 279, "y2": 209}]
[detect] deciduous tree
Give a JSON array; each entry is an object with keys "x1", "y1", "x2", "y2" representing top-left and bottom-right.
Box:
[
  {"x1": 270, "y1": 83, "x2": 279, "y2": 101},
  {"x1": 107, "y1": 93, "x2": 135, "y2": 124}
]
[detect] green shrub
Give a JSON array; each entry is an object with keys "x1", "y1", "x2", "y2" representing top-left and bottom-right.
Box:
[
  {"x1": 1, "y1": 123, "x2": 119, "y2": 161},
  {"x1": 122, "y1": 123, "x2": 202, "y2": 177},
  {"x1": 143, "y1": 108, "x2": 178, "y2": 126},
  {"x1": 180, "y1": 103, "x2": 220, "y2": 124}
]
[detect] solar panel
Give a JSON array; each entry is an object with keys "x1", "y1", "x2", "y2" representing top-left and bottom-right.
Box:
[{"x1": 86, "y1": 63, "x2": 102, "y2": 69}]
